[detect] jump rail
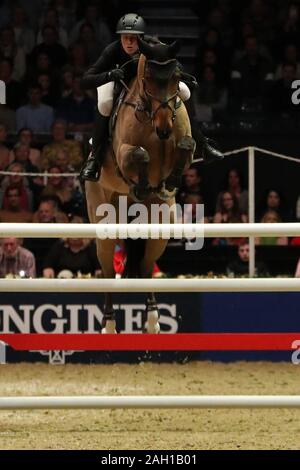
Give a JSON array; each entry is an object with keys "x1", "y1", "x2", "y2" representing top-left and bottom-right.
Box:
[
  {"x1": 1, "y1": 278, "x2": 300, "y2": 292},
  {"x1": 0, "y1": 395, "x2": 300, "y2": 409},
  {"x1": 0, "y1": 223, "x2": 300, "y2": 238}
]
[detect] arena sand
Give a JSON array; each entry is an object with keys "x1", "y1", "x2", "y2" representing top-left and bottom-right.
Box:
[{"x1": 0, "y1": 362, "x2": 299, "y2": 450}]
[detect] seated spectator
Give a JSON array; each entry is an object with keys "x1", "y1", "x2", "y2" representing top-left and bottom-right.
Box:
[
  {"x1": 43, "y1": 216, "x2": 100, "y2": 278},
  {"x1": 37, "y1": 7, "x2": 68, "y2": 48},
  {"x1": 10, "y1": 128, "x2": 41, "y2": 169},
  {"x1": 30, "y1": 25, "x2": 68, "y2": 69},
  {"x1": 0, "y1": 105, "x2": 16, "y2": 132},
  {"x1": 181, "y1": 193, "x2": 208, "y2": 223},
  {"x1": 25, "y1": 52, "x2": 58, "y2": 86},
  {"x1": 270, "y1": 63, "x2": 300, "y2": 117},
  {"x1": 67, "y1": 42, "x2": 88, "y2": 76},
  {"x1": 0, "y1": 58, "x2": 23, "y2": 110},
  {"x1": 256, "y1": 188, "x2": 291, "y2": 222},
  {"x1": 56, "y1": 75, "x2": 94, "y2": 133},
  {"x1": 41, "y1": 120, "x2": 83, "y2": 170},
  {"x1": 16, "y1": 84, "x2": 54, "y2": 133},
  {"x1": 32, "y1": 197, "x2": 68, "y2": 224},
  {"x1": 78, "y1": 22, "x2": 103, "y2": 65},
  {"x1": 255, "y1": 210, "x2": 288, "y2": 245},
  {"x1": 213, "y1": 191, "x2": 247, "y2": 245},
  {"x1": 69, "y1": 2, "x2": 112, "y2": 51},
  {"x1": 178, "y1": 165, "x2": 203, "y2": 204},
  {"x1": 216, "y1": 168, "x2": 248, "y2": 214},
  {"x1": 275, "y1": 43, "x2": 300, "y2": 79},
  {"x1": 0, "y1": 185, "x2": 33, "y2": 222},
  {"x1": 40, "y1": 166, "x2": 84, "y2": 216},
  {"x1": 226, "y1": 240, "x2": 269, "y2": 277},
  {"x1": 25, "y1": 197, "x2": 68, "y2": 275},
  {"x1": 230, "y1": 35, "x2": 273, "y2": 112},
  {"x1": 10, "y1": 142, "x2": 43, "y2": 204},
  {"x1": 0, "y1": 123, "x2": 10, "y2": 174},
  {"x1": 0, "y1": 163, "x2": 33, "y2": 211},
  {"x1": 60, "y1": 67, "x2": 74, "y2": 98},
  {"x1": 0, "y1": 237, "x2": 36, "y2": 278},
  {"x1": 192, "y1": 65, "x2": 228, "y2": 122},
  {"x1": 11, "y1": 4, "x2": 35, "y2": 55},
  {"x1": 37, "y1": 72, "x2": 60, "y2": 108},
  {"x1": 241, "y1": 0, "x2": 275, "y2": 45},
  {"x1": 0, "y1": 26, "x2": 26, "y2": 81},
  {"x1": 52, "y1": 0, "x2": 76, "y2": 34}
]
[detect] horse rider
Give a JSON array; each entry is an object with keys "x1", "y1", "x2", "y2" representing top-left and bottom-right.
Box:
[{"x1": 80, "y1": 13, "x2": 224, "y2": 182}]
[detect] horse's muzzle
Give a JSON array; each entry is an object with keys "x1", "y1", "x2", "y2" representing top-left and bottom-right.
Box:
[{"x1": 156, "y1": 127, "x2": 171, "y2": 140}]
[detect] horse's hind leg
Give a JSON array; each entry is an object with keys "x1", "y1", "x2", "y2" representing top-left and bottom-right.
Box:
[
  {"x1": 96, "y1": 239, "x2": 117, "y2": 334},
  {"x1": 140, "y1": 239, "x2": 169, "y2": 333},
  {"x1": 144, "y1": 292, "x2": 160, "y2": 334}
]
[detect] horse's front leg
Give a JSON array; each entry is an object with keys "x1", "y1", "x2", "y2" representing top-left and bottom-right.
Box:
[
  {"x1": 118, "y1": 144, "x2": 151, "y2": 201},
  {"x1": 96, "y1": 239, "x2": 117, "y2": 334},
  {"x1": 140, "y1": 239, "x2": 169, "y2": 334}
]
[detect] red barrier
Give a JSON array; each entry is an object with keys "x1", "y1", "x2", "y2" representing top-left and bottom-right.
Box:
[{"x1": 0, "y1": 333, "x2": 299, "y2": 351}]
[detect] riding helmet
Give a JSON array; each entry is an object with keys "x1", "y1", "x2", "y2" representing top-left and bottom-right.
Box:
[{"x1": 116, "y1": 13, "x2": 145, "y2": 35}]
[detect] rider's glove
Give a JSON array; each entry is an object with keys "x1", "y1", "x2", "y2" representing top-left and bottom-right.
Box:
[{"x1": 108, "y1": 69, "x2": 124, "y2": 82}]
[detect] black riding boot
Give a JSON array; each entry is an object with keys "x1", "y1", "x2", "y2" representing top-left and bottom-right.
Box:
[
  {"x1": 191, "y1": 123, "x2": 224, "y2": 164},
  {"x1": 80, "y1": 113, "x2": 109, "y2": 182}
]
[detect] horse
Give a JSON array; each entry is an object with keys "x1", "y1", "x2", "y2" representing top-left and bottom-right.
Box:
[{"x1": 85, "y1": 37, "x2": 195, "y2": 334}]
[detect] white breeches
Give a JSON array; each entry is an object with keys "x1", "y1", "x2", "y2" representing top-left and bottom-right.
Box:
[{"x1": 97, "y1": 81, "x2": 191, "y2": 117}]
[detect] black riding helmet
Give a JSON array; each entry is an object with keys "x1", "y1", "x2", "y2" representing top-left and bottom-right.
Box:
[{"x1": 116, "y1": 13, "x2": 145, "y2": 35}]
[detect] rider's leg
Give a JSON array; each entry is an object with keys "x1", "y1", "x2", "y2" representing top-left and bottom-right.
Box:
[
  {"x1": 190, "y1": 119, "x2": 224, "y2": 164},
  {"x1": 178, "y1": 81, "x2": 223, "y2": 164},
  {"x1": 80, "y1": 111, "x2": 109, "y2": 182}
]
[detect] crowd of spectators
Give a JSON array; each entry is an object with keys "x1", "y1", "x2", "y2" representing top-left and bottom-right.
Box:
[{"x1": 0, "y1": 0, "x2": 300, "y2": 278}]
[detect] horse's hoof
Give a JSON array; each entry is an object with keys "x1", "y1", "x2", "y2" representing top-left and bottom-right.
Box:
[
  {"x1": 102, "y1": 320, "x2": 117, "y2": 334},
  {"x1": 144, "y1": 308, "x2": 160, "y2": 334},
  {"x1": 144, "y1": 321, "x2": 160, "y2": 334},
  {"x1": 177, "y1": 136, "x2": 196, "y2": 152}
]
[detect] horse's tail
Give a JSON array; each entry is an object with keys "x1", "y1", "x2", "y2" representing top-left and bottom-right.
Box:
[{"x1": 123, "y1": 239, "x2": 146, "y2": 278}]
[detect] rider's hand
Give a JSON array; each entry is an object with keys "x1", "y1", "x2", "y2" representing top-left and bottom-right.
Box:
[{"x1": 108, "y1": 69, "x2": 124, "y2": 82}]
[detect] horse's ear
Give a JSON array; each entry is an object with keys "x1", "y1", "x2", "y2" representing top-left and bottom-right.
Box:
[
  {"x1": 137, "y1": 36, "x2": 154, "y2": 59},
  {"x1": 169, "y1": 40, "x2": 181, "y2": 58}
]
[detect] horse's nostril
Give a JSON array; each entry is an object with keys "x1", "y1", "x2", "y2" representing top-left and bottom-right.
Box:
[{"x1": 156, "y1": 128, "x2": 171, "y2": 140}]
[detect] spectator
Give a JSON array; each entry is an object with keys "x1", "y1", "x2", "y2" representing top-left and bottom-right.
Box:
[
  {"x1": 270, "y1": 63, "x2": 300, "y2": 117},
  {"x1": 178, "y1": 166, "x2": 203, "y2": 202},
  {"x1": 0, "y1": 105, "x2": 16, "y2": 132},
  {"x1": 37, "y1": 72, "x2": 60, "y2": 107},
  {"x1": 256, "y1": 188, "x2": 291, "y2": 222},
  {"x1": 41, "y1": 120, "x2": 83, "y2": 170},
  {"x1": 68, "y1": 42, "x2": 88, "y2": 76},
  {"x1": 0, "y1": 237, "x2": 36, "y2": 278},
  {"x1": 226, "y1": 240, "x2": 269, "y2": 277},
  {"x1": 37, "y1": 7, "x2": 68, "y2": 48},
  {"x1": 30, "y1": 25, "x2": 68, "y2": 69},
  {"x1": 230, "y1": 35, "x2": 273, "y2": 111},
  {"x1": 0, "y1": 185, "x2": 33, "y2": 222},
  {"x1": 43, "y1": 216, "x2": 100, "y2": 278},
  {"x1": 0, "y1": 163, "x2": 33, "y2": 211},
  {"x1": 16, "y1": 84, "x2": 54, "y2": 133},
  {"x1": 213, "y1": 191, "x2": 247, "y2": 245},
  {"x1": 255, "y1": 210, "x2": 288, "y2": 245},
  {"x1": 56, "y1": 75, "x2": 94, "y2": 133},
  {"x1": 33, "y1": 197, "x2": 68, "y2": 224},
  {"x1": 192, "y1": 65, "x2": 228, "y2": 122},
  {"x1": 10, "y1": 128, "x2": 41, "y2": 169},
  {"x1": 40, "y1": 166, "x2": 83, "y2": 216},
  {"x1": 0, "y1": 123, "x2": 10, "y2": 173},
  {"x1": 0, "y1": 26, "x2": 26, "y2": 81},
  {"x1": 11, "y1": 4, "x2": 35, "y2": 55},
  {"x1": 241, "y1": 0, "x2": 275, "y2": 45},
  {"x1": 52, "y1": 0, "x2": 77, "y2": 34},
  {"x1": 275, "y1": 43, "x2": 300, "y2": 79},
  {"x1": 69, "y1": 2, "x2": 112, "y2": 50},
  {"x1": 216, "y1": 168, "x2": 248, "y2": 214},
  {"x1": 0, "y1": 58, "x2": 23, "y2": 110},
  {"x1": 78, "y1": 22, "x2": 103, "y2": 65},
  {"x1": 60, "y1": 66, "x2": 74, "y2": 98}
]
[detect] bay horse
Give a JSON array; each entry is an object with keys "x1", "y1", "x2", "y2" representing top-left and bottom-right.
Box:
[{"x1": 85, "y1": 38, "x2": 195, "y2": 334}]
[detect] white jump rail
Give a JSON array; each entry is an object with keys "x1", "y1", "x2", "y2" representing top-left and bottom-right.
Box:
[
  {"x1": 0, "y1": 222, "x2": 300, "y2": 238},
  {"x1": 0, "y1": 395, "x2": 300, "y2": 409},
  {"x1": 1, "y1": 278, "x2": 300, "y2": 292}
]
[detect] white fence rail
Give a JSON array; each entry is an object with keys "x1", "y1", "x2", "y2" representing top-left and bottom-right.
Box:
[{"x1": 0, "y1": 395, "x2": 300, "y2": 409}]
